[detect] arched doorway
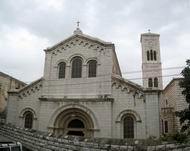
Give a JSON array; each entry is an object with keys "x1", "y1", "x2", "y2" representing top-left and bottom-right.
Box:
[
  {"x1": 54, "y1": 108, "x2": 94, "y2": 137},
  {"x1": 67, "y1": 119, "x2": 85, "y2": 136},
  {"x1": 123, "y1": 115, "x2": 134, "y2": 138}
]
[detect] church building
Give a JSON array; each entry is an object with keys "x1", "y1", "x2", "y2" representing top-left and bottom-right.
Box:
[{"x1": 6, "y1": 26, "x2": 163, "y2": 139}]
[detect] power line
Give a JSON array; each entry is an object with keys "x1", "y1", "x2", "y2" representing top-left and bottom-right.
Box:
[
  {"x1": 23, "y1": 66, "x2": 184, "y2": 84},
  {"x1": 122, "y1": 66, "x2": 184, "y2": 74},
  {"x1": 127, "y1": 73, "x2": 181, "y2": 81}
]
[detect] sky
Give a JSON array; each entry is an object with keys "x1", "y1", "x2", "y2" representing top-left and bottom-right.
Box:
[{"x1": 0, "y1": 0, "x2": 190, "y2": 87}]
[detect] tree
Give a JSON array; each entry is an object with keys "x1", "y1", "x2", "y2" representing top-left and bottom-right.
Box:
[{"x1": 176, "y1": 59, "x2": 190, "y2": 133}]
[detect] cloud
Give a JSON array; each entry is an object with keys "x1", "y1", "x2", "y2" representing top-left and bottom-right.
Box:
[
  {"x1": 0, "y1": 26, "x2": 50, "y2": 82},
  {"x1": 0, "y1": 0, "x2": 190, "y2": 86}
]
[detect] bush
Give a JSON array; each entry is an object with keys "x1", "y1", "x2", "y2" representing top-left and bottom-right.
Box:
[
  {"x1": 172, "y1": 132, "x2": 188, "y2": 144},
  {"x1": 160, "y1": 132, "x2": 188, "y2": 144}
]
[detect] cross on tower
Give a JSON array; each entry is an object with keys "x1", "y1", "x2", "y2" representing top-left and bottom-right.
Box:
[{"x1": 77, "y1": 21, "x2": 80, "y2": 28}]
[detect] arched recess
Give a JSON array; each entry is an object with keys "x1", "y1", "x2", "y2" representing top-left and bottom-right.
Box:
[
  {"x1": 87, "y1": 60, "x2": 97, "y2": 77},
  {"x1": 154, "y1": 77, "x2": 158, "y2": 87},
  {"x1": 56, "y1": 59, "x2": 68, "y2": 66},
  {"x1": 116, "y1": 110, "x2": 141, "y2": 139},
  {"x1": 58, "y1": 62, "x2": 66, "y2": 79},
  {"x1": 24, "y1": 111, "x2": 33, "y2": 129},
  {"x1": 116, "y1": 109, "x2": 142, "y2": 123},
  {"x1": 68, "y1": 54, "x2": 86, "y2": 65},
  {"x1": 48, "y1": 104, "x2": 99, "y2": 137},
  {"x1": 71, "y1": 56, "x2": 83, "y2": 78},
  {"x1": 19, "y1": 108, "x2": 37, "y2": 129},
  {"x1": 19, "y1": 107, "x2": 37, "y2": 119},
  {"x1": 123, "y1": 115, "x2": 135, "y2": 138},
  {"x1": 148, "y1": 78, "x2": 153, "y2": 88},
  {"x1": 147, "y1": 51, "x2": 150, "y2": 61}
]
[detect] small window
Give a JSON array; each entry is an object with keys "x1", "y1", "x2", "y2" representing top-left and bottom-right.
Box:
[
  {"x1": 164, "y1": 121, "x2": 168, "y2": 133},
  {"x1": 58, "y1": 62, "x2": 66, "y2": 79},
  {"x1": 147, "y1": 51, "x2": 150, "y2": 61},
  {"x1": 71, "y1": 57, "x2": 82, "y2": 78},
  {"x1": 165, "y1": 99, "x2": 168, "y2": 106},
  {"x1": 150, "y1": 50, "x2": 153, "y2": 60},
  {"x1": 154, "y1": 77, "x2": 158, "y2": 87},
  {"x1": 153, "y1": 51, "x2": 157, "y2": 61},
  {"x1": 88, "y1": 60, "x2": 97, "y2": 77},
  {"x1": 161, "y1": 119, "x2": 164, "y2": 134},
  {"x1": 148, "y1": 78, "x2": 153, "y2": 87},
  {"x1": 24, "y1": 111, "x2": 33, "y2": 129}
]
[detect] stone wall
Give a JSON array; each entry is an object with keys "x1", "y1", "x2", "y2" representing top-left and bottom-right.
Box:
[
  {"x1": 162, "y1": 78, "x2": 188, "y2": 133},
  {"x1": 0, "y1": 72, "x2": 26, "y2": 113},
  {"x1": 0, "y1": 123, "x2": 189, "y2": 151}
]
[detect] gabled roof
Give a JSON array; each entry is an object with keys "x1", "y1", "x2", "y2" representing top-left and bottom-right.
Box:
[
  {"x1": 44, "y1": 28, "x2": 122, "y2": 77},
  {"x1": 18, "y1": 78, "x2": 43, "y2": 93},
  {"x1": 0, "y1": 71, "x2": 26, "y2": 85},
  {"x1": 44, "y1": 29, "x2": 114, "y2": 52},
  {"x1": 112, "y1": 75, "x2": 143, "y2": 92},
  {"x1": 164, "y1": 77, "x2": 183, "y2": 91}
]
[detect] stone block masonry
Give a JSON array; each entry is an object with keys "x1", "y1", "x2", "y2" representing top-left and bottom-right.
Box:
[{"x1": 0, "y1": 123, "x2": 190, "y2": 151}]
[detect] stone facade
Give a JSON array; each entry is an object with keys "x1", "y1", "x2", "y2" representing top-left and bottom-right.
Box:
[
  {"x1": 141, "y1": 33, "x2": 163, "y2": 90},
  {"x1": 6, "y1": 28, "x2": 161, "y2": 139},
  {"x1": 0, "y1": 72, "x2": 26, "y2": 113},
  {"x1": 161, "y1": 78, "x2": 188, "y2": 134}
]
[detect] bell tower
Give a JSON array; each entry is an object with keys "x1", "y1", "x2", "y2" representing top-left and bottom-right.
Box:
[{"x1": 141, "y1": 31, "x2": 163, "y2": 90}]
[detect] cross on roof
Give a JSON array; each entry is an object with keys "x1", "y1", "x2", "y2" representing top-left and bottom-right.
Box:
[{"x1": 77, "y1": 21, "x2": 80, "y2": 28}]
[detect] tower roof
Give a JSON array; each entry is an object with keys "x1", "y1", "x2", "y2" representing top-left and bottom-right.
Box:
[
  {"x1": 141, "y1": 32, "x2": 160, "y2": 36},
  {"x1": 140, "y1": 32, "x2": 160, "y2": 42}
]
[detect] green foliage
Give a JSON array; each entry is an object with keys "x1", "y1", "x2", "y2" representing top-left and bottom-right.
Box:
[
  {"x1": 160, "y1": 134, "x2": 171, "y2": 142},
  {"x1": 160, "y1": 132, "x2": 188, "y2": 144},
  {"x1": 176, "y1": 59, "x2": 190, "y2": 132},
  {"x1": 172, "y1": 132, "x2": 188, "y2": 144}
]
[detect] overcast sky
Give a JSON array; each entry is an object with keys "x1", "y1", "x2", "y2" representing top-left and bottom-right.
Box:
[{"x1": 0, "y1": 0, "x2": 190, "y2": 87}]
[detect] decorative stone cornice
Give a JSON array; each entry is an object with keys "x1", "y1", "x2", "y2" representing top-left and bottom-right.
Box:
[
  {"x1": 44, "y1": 34, "x2": 113, "y2": 53},
  {"x1": 112, "y1": 76, "x2": 144, "y2": 99},
  {"x1": 39, "y1": 97, "x2": 114, "y2": 102},
  {"x1": 18, "y1": 78, "x2": 43, "y2": 99},
  {"x1": 48, "y1": 37, "x2": 108, "y2": 57}
]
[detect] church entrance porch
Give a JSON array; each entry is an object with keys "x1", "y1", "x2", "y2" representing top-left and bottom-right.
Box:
[{"x1": 53, "y1": 108, "x2": 94, "y2": 137}]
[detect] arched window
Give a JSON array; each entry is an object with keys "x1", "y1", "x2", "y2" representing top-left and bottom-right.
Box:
[
  {"x1": 150, "y1": 50, "x2": 153, "y2": 60},
  {"x1": 58, "y1": 62, "x2": 66, "y2": 79},
  {"x1": 154, "y1": 77, "x2": 158, "y2": 87},
  {"x1": 148, "y1": 78, "x2": 153, "y2": 87},
  {"x1": 153, "y1": 51, "x2": 157, "y2": 61},
  {"x1": 124, "y1": 116, "x2": 134, "y2": 138},
  {"x1": 71, "y1": 57, "x2": 82, "y2": 78},
  {"x1": 147, "y1": 51, "x2": 150, "y2": 61},
  {"x1": 24, "y1": 111, "x2": 33, "y2": 129},
  {"x1": 88, "y1": 60, "x2": 97, "y2": 77}
]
